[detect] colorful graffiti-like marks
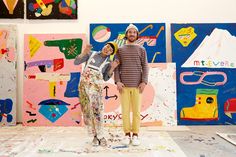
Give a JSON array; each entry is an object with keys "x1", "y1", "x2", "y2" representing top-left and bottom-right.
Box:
[
  {"x1": 102, "y1": 63, "x2": 177, "y2": 126},
  {"x1": 0, "y1": 25, "x2": 17, "y2": 126},
  {"x1": 90, "y1": 23, "x2": 166, "y2": 63},
  {"x1": 23, "y1": 34, "x2": 86, "y2": 126},
  {"x1": 26, "y1": 0, "x2": 77, "y2": 19}
]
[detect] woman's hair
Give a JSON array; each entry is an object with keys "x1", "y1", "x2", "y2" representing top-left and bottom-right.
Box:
[{"x1": 106, "y1": 43, "x2": 115, "y2": 55}]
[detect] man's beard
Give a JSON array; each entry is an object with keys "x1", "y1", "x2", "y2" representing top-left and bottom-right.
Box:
[{"x1": 127, "y1": 36, "x2": 136, "y2": 42}]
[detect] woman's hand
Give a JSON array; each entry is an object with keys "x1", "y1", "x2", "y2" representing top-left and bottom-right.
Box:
[
  {"x1": 110, "y1": 59, "x2": 120, "y2": 70},
  {"x1": 83, "y1": 44, "x2": 93, "y2": 55}
]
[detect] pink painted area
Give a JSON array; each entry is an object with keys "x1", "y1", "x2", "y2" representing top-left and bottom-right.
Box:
[
  {"x1": 102, "y1": 82, "x2": 154, "y2": 113},
  {"x1": 141, "y1": 83, "x2": 155, "y2": 111},
  {"x1": 102, "y1": 83, "x2": 120, "y2": 112},
  {"x1": 23, "y1": 34, "x2": 87, "y2": 126},
  {"x1": 94, "y1": 29, "x2": 109, "y2": 40},
  {"x1": 149, "y1": 63, "x2": 168, "y2": 71}
]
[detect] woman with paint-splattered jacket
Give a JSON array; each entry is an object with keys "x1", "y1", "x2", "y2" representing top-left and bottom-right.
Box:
[{"x1": 74, "y1": 42, "x2": 119, "y2": 147}]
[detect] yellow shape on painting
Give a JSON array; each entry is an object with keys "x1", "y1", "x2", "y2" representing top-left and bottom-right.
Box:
[
  {"x1": 29, "y1": 35, "x2": 42, "y2": 58},
  {"x1": 49, "y1": 82, "x2": 56, "y2": 98},
  {"x1": 65, "y1": 0, "x2": 71, "y2": 6},
  {"x1": 180, "y1": 89, "x2": 219, "y2": 121},
  {"x1": 174, "y1": 27, "x2": 197, "y2": 47},
  {"x1": 117, "y1": 33, "x2": 125, "y2": 40},
  {"x1": 36, "y1": 0, "x2": 47, "y2": 10}
]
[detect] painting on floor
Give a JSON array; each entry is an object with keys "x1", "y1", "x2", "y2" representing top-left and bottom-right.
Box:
[
  {"x1": 171, "y1": 23, "x2": 236, "y2": 125},
  {"x1": 23, "y1": 34, "x2": 86, "y2": 126},
  {"x1": 26, "y1": 0, "x2": 77, "y2": 19},
  {"x1": 0, "y1": 25, "x2": 17, "y2": 126},
  {"x1": 90, "y1": 23, "x2": 166, "y2": 63},
  {"x1": 0, "y1": 0, "x2": 24, "y2": 18}
]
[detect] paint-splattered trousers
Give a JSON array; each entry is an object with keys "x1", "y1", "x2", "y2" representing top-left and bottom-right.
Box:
[{"x1": 79, "y1": 68, "x2": 104, "y2": 138}]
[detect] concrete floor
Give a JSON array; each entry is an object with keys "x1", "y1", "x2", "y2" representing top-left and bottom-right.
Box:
[
  {"x1": 0, "y1": 125, "x2": 235, "y2": 157},
  {"x1": 168, "y1": 126, "x2": 236, "y2": 157}
]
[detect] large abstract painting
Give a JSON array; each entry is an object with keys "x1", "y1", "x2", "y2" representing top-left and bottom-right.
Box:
[
  {"x1": 171, "y1": 23, "x2": 236, "y2": 125},
  {"x1": 0, "y1": 25, "x2": 17, "y2": 126},
  {"x1": 90, "y1": 23, "x2": 166, "y2": 63},
  {"x1": 23, "y1": 34, "x2": 86, "y2": 126},
  {"x1": 26, "y1": 0, "x2": 77, "y2": 19},
  {"x1": 102, "y1": 63, "x2": 177, "y2": 126}
]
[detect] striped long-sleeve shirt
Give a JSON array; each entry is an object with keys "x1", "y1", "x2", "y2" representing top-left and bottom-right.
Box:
[{"x1": 114, "y1": 44, "x2": 149, "y2": 87}]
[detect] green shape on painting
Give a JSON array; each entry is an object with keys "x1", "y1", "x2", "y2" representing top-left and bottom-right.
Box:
[{"x1": 44, "y1": 38, "x2": 83, "y2": 59}]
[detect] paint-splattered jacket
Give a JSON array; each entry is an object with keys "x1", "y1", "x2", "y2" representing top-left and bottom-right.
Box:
[{"x1": 74, "y1": 51, "x2": 112, "y2": 81}]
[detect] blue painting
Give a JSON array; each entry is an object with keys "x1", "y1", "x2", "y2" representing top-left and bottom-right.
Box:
[
  {"x1": 90, "y1": 23, "x2": 166, "y2": 63},
  {"x1": 171, "y1": 23, "x2": 236, "y2": 125},
  {"x1": 39, "y1": 99, "x2": 70, "y2": 123}
]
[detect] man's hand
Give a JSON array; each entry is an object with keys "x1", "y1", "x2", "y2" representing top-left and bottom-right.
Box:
[
  {"x1": 138, "y1": 82, "x2": 146, "y2": 93},
  {"x1": 116, "y1": 82, "x2": 125, "y2": 93}
]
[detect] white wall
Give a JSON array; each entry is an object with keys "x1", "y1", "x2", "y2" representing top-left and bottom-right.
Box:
[{"x1": 0, "y1": 0, "x2": 236, "y2": 122}]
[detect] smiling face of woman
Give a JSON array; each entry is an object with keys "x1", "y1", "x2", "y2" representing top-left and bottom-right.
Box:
[{"x1": 101, "y1": 44, "x2": 114, "y2": 56}]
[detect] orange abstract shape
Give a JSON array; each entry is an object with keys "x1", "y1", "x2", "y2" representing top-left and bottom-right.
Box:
[
  {"x1": 174, "y1": 27, "x2": 197, "y2": 47},
  {"x1": 65, "y1": 0, "x2": 71, "y2": 6},
  {"x1": 139, "y1": 24, "x2": 153, "y2": 35},
  {"x1": 155, "y1": 26, "x2": 165, "y2": 39},
  {"x1": 0, "y1": 30, "x2": 8, "y2": 49},
  {"x1": 59, "y1": 2, "x2": 72, "y2": 16},
  {"x1": 3, "y1": 0, "x2": 18, "y2": 14}
]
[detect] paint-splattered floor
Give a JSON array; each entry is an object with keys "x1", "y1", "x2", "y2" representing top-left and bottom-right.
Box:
[{"x1": 0, "y1": 125, "x2": 235, "y2": 157}]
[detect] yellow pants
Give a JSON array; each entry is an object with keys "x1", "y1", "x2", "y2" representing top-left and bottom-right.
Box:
[{"x1": 120, "y1": 87, "x2": 141, "y2": 134}]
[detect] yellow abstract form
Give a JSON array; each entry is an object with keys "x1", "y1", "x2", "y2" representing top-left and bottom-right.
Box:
[{"x1": 174, "y1": 27, "x2": 197, "y2": 47}]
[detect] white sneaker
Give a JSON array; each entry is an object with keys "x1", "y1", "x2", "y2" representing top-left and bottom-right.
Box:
[
  {"x1": 121, "y1": 136, "x2": 131, "y2": 145},
  {"x1": 132, "y1": 136, "x2": 140, "y2": 146},
  {"x1": 92, "y1": 136, "x2": 99, "y2": 146}
]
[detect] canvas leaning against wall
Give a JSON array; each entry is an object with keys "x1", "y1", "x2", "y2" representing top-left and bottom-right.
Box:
[
  {"x1": 90, "y1": 23, "x2": 166, "y2": 63},
  {"x1": 26, "y1": 0, "x2": 77, "y2": 19},
  {"x1": 23, "y1": 34, "x2": 86, "y2": 126},
  {"x1": 0, "y1": 0, "x2": 24, "y2": 18},
  {"x1": 102, "y1": 63, "x2": 177, "y2": 126},
  {"x1": 0, "y1": 25, "x2": 17, "y2": 126},
  {"x1": 171, "y1": 23, "x2": 236, "y2": 125}
]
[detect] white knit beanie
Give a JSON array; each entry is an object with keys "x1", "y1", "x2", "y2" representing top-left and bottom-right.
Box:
[{"x1": 125, "y1": 24, "x2": 139, "y2": 33}]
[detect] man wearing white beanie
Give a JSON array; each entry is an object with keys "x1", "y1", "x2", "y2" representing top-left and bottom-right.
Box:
[{"x1": 114, "y1": 23, "x2": 149, "y2": 146}]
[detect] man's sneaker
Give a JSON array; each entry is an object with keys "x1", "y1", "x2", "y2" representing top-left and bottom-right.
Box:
[
  {"x1": 121, "y1": 136, "x2": 131, "y2": 145},
  {"x1": 99, "y1": 137, "x2": 107, "y2": 147},
  {"x1": 132, "y1": 136, "x2": 140, "y2": 146},
  {"x1": 92, "y1": 136, "x2": 99, "y2": 146}
]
